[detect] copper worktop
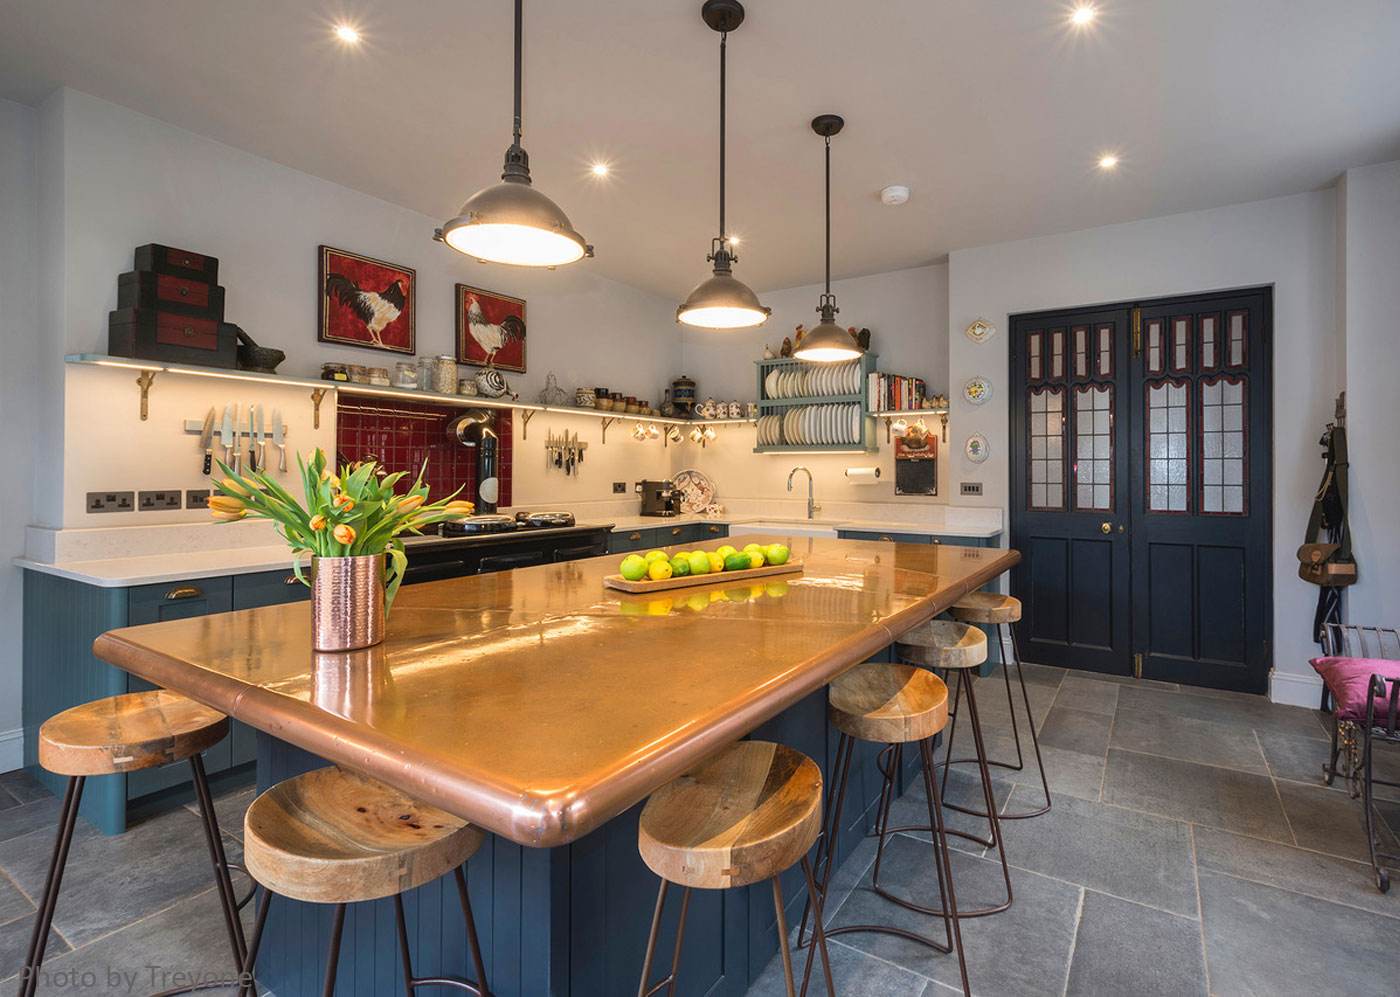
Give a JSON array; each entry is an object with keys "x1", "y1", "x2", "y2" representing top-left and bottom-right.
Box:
[{"x1": 92, "y1": 535, "x2": 1019, "y2": 847}]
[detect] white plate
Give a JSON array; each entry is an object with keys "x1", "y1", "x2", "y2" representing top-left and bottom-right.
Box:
[
  {"x1": 823, "y1": 406, "x2": 834, "y2": 443},
  {"x1": 849, "y1": 404, "x2": 859, "y2": 444}
]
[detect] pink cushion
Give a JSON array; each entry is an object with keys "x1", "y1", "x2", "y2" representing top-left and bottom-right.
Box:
[{"x1": 1310, "y1": 656, "x2": 1400, "y2": 722}]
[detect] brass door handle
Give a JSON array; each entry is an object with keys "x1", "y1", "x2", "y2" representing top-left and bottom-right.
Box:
[
  {"x1": 284, "y1": 574, "x2": 300, "y2": 585},
  {"x1": 1101, "y1": 522, "x2": 1112, "y2": 534},
  {"x1": 164, "y1": 585, "x2": 203, "y2": 600},
  {"x1": 628, "y1": 532, "x2": 642, "y2": 541},
  {"x1": 671, "y1": 527, "x2": 683, "y2": 536},
  {"x1": 708, "y1": 526, "x2": 721, "y2": 533},
  {"x1": 877, "y1": 535, "x2": 893, "y2": 542}
]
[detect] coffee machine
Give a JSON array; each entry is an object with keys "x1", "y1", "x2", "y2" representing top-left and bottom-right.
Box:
[{"x1": 636, "y1": 479, "x2": 679, "y2": 517}]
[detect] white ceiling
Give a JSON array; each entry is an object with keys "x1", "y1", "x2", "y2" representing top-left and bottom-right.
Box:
[{"x1": 2, "y1": 0, "x2": 1397, "y2": 298}]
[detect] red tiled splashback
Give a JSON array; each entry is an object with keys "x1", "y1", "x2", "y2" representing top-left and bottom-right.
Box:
[{"x1": 335, "y1": 400, "x2": 512, "y2": 508}]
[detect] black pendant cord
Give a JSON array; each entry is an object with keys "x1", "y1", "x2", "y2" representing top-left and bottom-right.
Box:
[
  {"x1": 824, "y1": 134, "x2": 831, "y2": 295},
  {"x1": 512, "y1": 0, "x2": 523, "y2": 150},
  {"x1": 718, "y1": 27, "x2": 728, "y2": 243}
]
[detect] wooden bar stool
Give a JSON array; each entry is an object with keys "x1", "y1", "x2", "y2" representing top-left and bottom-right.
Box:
[
  {"x1": 950, "y1": 591, "x2": 1051, "y2": 819},
  {"x1": 21, "y1": 690, "x2": 245, "y2": 997},
  {"x1": 801, "y1": 662, "x2": 970, "y2": 996},
  {"x1": 636, "y1": 740, "x2": 834, "y2": 997},
  {"x1": 236, "y1": 766, "x2": 491, "y2": 997},
  {"x1": 896, "y1": 619, "x2": 1014, "y2": 918}
]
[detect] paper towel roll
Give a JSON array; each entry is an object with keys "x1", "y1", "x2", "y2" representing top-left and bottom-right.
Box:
[{"x1": 844, "y1": 466, "x2": 881, "y2": 484}]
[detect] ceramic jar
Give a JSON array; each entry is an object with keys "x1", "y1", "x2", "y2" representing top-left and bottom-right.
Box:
[{"x1": 575, "y1": 388, "x2": 597, "y2": 408}]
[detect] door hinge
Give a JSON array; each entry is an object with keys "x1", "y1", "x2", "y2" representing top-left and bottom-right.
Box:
[
  {"x1": 1133, "y1": 651, "x2": 1144, "y2": 679},
  {"x1": 1131, "y1": 307, "x2": 1142, "y2": 358}
]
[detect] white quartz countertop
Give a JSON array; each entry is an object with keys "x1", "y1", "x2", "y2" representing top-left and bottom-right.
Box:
[{"x1": 606, "y1": 514, "x2": 1002, "y2": 539}]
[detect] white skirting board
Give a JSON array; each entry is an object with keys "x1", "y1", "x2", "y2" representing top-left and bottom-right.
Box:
[
  {"x1": 0, "y1": 727, "x2": 22, "y2": 774},
  {"x1": 1269, "y1": 669, "x2": 1324, "y2": 709}
]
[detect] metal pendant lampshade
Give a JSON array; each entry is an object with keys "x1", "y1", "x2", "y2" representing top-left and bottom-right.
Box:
[
  {"x1": 677, "y1": 0, "x2": 769, "y2": 329},
  {"x1": 794, "y1": 115, "x2": 863, "y2": 362},
  {"x1": 435, "y1": 0, "x2": 592, "y2": 267}
]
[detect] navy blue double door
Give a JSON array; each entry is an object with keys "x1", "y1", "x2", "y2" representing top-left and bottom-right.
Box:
[{"x1": 1009, "y1": 288, "x2": 1273, "y2": 693}]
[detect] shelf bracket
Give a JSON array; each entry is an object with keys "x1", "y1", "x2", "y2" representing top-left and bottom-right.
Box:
[
  {"x1": 519, "y1": 409, "x2": 534, "y2": 440},
  {"x1": 600, "y1": 417, "x2": 616, "y2": 444},
  {"x1": 310, "y1": 387, "x2": 328, "y2": 429},
  {"x1": 940, "y1": 412, "x2": 948, "y2": 443},
  {"x1": 136, "y1": 371, "x2": 157, "y2": 421}
]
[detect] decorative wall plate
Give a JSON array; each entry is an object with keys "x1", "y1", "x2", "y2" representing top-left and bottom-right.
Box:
[
  {"x1": 965, "y1": 317, "x2": 996, "y2": 344},
  {"x1": 965, "y1": 434, "x2": 990, "y2": 463},
  {"x1": 963, "y1": 376, "x2": 993, "y2": 405}
]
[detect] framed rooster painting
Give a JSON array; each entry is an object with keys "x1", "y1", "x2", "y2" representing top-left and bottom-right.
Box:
[
  {"x1": 455, "y1": 284, "x2": 526, "y2": 373},
  {"x1": 318, "y1": 245, "x2": 416, "y2": 354}
]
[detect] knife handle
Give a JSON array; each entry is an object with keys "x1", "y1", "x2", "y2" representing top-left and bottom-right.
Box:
[{"x1": 203, "y1": 452, "x2": 212, "y2": 475}]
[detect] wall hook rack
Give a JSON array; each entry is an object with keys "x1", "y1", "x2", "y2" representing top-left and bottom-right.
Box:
[
  {"x1": 136, "y1": 371, "x2": 157, "y2": 420},
  {"x1": 310, "y1": 387, "x2": 327, "y2": 429},
  {"x1": 519, "y1": 409, "x2": 535, "y2": 440},
  {"x1": 877, "y1": 410, "x2": 949, "y2": 444}
]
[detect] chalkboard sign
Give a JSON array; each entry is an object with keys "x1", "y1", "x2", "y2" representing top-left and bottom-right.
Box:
[{"x1": 894, "y1": 427, "x2": 937, "y2": 496}]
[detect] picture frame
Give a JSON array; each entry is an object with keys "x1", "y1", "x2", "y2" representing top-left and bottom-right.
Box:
[
  {"x1": 318, "y1": 246, "x2": 415, "y2": 355},
  {"x1": 894, "y1": 424, "x2": 937, "y2": 496},
  {"x1": 456, "y1": 284, "x2": 527, "y2": 373}
]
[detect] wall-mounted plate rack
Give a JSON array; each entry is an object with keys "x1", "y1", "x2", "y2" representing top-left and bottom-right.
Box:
[{"x1": 754, "y1": 354, "x2": 879, "y2": 454}]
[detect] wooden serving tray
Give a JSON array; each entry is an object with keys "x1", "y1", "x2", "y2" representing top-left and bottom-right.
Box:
[{"x1": 604, "y1": 561, "x2": 802, "y2": 593}]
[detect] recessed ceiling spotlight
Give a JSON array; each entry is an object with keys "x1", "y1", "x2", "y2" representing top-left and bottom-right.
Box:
[
  {"x1": 1071, "y1": 5, "x2": 1096, "y2": 25},
  {"x1": 591, "y1": 162, "x2": 609, "y2": 176},
  {"x1": 333, "y1": 24, "x2": 361, "y2": 43},
  {"x1": 1098, "y1": 154, "x2": 1119, "y2": 169}
]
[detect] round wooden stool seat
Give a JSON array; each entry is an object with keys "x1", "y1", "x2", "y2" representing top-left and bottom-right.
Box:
[
  {"x1": 896, "y1": 619, "x2": 988, "y2": 670},
  {"x1": 243, "y1": 767, "x2": 484, "y2": 905},
  {"x1": 638, "y1": 741, "x2": 822, "y2": 891},
  {"x1": 38, "y1": 689, "x2": 229, "y2": 777},
  {"x1": 950, "y1": 591, "x2": 1022, "y2": 625},
  {"x1": 830, "y1": 662, "x2": 950, "y2": 744}
]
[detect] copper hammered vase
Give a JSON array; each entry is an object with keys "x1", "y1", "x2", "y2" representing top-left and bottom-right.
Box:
[{"x1": 310, "y1": 554, "x2": 386, "y2": 651}]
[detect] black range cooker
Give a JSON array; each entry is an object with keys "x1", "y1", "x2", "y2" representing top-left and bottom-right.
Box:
[{"x1": 403, "y1": 510, "x2": 610, "y2": 584}]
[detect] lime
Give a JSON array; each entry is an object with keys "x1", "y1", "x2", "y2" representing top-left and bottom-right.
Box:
[
  {"x1": 687, "y1": 551, "x2": 711, "y2": 575},
  {"x1": 715, "y1": 544, "x2": 738, "y2": 560},
  {"x1": 620, "y1": 554, "x2": 649, "y2": 581},
  {"x1": 742, "y1": 543, "x2": 763, "y2": 553},
  {"x1": 724, "y1": 552, "x2": 752, "y2": 572},
  {"x1": 746, "y1": 550, "x2": 766, "y2": 569},
  {"x1": 648, "y1": 559, "x2": 674, "y2": 582},
  {"x1": 643, "y1": 549, "x2": 669, "y2": 563},
  {"x1": 708, "y1": 552, "x2": 726, "y2": 574},
  {"x1": 764, "y1": 544, "x2": 790, "y2": 566},
  {"x1": 669, "y1": 555, "x2": 691, "y2": 577}
]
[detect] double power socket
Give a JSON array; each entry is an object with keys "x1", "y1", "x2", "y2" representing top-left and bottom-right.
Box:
[{"x1": 87, "y1": 490, "x2": 211, "y2": 513}]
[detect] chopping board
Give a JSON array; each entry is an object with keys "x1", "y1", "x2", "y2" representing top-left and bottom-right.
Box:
[{"x1": 604, "y1": 561, "x2": 802, "y2": 593}]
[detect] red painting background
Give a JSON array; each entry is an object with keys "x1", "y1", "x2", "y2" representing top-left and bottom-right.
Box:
[
  {"x1": 319, "y1": 246, "x2": 415, "y2": 354},
  {"x1": 456, "y1": 284, "x2": 526, "y2": 372}
]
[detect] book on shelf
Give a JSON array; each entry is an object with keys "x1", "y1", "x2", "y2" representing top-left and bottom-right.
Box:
[{"x1": 867, "y1": 372, "x2": 927, "y2": 412}]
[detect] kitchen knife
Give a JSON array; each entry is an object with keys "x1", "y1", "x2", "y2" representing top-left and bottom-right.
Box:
[
  {"x1": 230, "y1": 404, "x2": 241, "y2": 474},
  {"x1": 254, "y1": 404, "x2": 265, "y2": 472},
  {"x1": 272, "y1": 409, "x2": 286, "y2": 472},
  {"x1": 198, "y1": 407, "x2": 217, "y2": 475},
  {"x1": 219, "y1": 404, "x2": 234, "y2": 473},
  {"x1": 246, "y1": 402, "x2": 257, "y2": 473}
]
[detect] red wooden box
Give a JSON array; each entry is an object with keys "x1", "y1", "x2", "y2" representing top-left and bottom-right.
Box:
[
  {"x1": 132, "y1": 243, "x2": 219, "y2": 283},
  {"x1": 117, "y1": 271, "x2": 225, "y2": 320},
  {"x1": 108, "y1": 307, "x2": 237, "y2": 368}
]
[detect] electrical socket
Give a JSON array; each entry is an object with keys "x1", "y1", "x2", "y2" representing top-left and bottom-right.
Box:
[
  {"x1": 138, "y1": 490, "x2": 183, "y2": 511},
  {"x1": 187, "y1": 489, "x2": 211, "y2": 509},
  {"x1": 960, "y1": 481, "x2": 984, "y2": 496},
  {"x1": 612, "y1": 482, "x2": 626, "y2": 494},
  {"x1": 87, "y1": 491, "x2": 135, "y2": 513}
]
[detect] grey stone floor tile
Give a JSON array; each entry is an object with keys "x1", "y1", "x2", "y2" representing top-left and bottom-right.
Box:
[
  {"x1": 748, "y1": 935, "x2": 931, "y2": 997},
  {"x1": 1101, "y1": 749, "x2": 1290, "y2": 842},
  {"x1": 0, "y1": 797, "x2": 62, "y2": 846},
  {"x1": 1255, "y1": 729, "x2": 1338, "y2": 788},
  {"x1": 828, "y1": 837, "x2": 1079, "y2": 997},
  {"x1": 191, "y1": 783, "x2": 257, "y2": 844},
  {"x1": 1199, "y1": 869, "x2": 1400, "y2": 997},
  {"x1": 1038, "y1": 707, "x2": 1112, "y2": 757},
  {"x1": 962, "y1": 678, "x2": 1059, "y2": 734},
  {"x1": 1110, "y1": 706, "x2": 1269, "y2": 774},
  {"x1": 887, "y1": 766, "x2": 1014, "y2": 857},
  {"x1": 1115, "y1": 686, "x2": 1326, "y2": 739},
  {"x1": 0, "y1": 912, "x2": 72, "y2": 985},
  {"x1": 1062, "y1": 671, "x2": 1179, "y2": 693},
  {"x1": 1192, "y1": 824, "x2": 1400, "y2": 919},
  {"x1": 0, "y1": 772, "x2": 52, "y2": 806},
  {"x1": 0, "y1": 804, "x2": 243, "y2": 949},
  {"x1": 1054, "y1": 675, "x2": 1120, "y2": 716},
  {"x1": 1000, "y1": 790, "x2": 1198, "y2": 916},
  {"x1": 1008, "y1": 744, "x2": 1103, "y2": 803},
  {"x1": 976, "y1": 660, "x2": 1066, "y2": 690},
  {"x1": 1275, "y1": 779, "x2": 1400, "y2": 863},
  {"x1": 0, "y1": 872, "x2": 34, "y2": 927},
  {"x1": 1065, "y1": 890, "x2": 1206, "y2": 997}
]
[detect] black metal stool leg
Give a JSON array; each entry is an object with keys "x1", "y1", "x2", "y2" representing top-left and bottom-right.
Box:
[
  {"x1": 455, "y1": 866, "x2": 491, "y2": 994},
  {"x1": 999, "y1": 622, "x2": 1052, "y2": 820},
  {"x1": 237, "y1": 888, "x2": 272, "y2": 997},
  {"x1": 188, "y1": 754, "x2": 248, "y2": 968},
  {"x1": 922, "y1": 737, "x2": 971, "y2": 996},
  {"x1": 322, "y1": 902, "x2": 347, "y2": 997},
  {"x1": 395, "y1": 894, "x2": 416, "y2": 995},
  {"x1": 19, "y1": 774, "x2": 84, "y2": 997},
  {"x1": 797, "y1": 732, "x2": 853, "y2": 950},
  {"x1": 638, "y1": 880, "x2": 691, "y2": 997},
  {"x1": 771, "y1": 875, "x2": 796, "y2": 997},
  {"x1": 797, "y1": 856, "x2": 835, "y2": 997}
]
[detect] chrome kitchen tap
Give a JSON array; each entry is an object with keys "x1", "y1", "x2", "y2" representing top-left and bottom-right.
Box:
[{"x1": 788, "y1": 466, "x2": 821, "y2": 520}]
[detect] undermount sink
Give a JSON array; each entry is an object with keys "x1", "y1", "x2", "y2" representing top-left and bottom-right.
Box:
[{"x1": 727, "y1": 519, "x2": 842, "y2": 539}]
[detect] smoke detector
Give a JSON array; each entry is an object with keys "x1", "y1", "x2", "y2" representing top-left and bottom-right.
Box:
[{"x1": 880, "y1": 185, "x2": 910, "y2": 206}]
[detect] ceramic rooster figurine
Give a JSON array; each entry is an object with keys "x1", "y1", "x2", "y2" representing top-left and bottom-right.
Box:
[{"x1": 780, "y1": 336, "x2": 793, "y2": 358}]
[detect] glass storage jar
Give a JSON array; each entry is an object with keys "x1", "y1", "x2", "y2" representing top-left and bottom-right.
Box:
[
  {"x1": 417, "y1": 356, "x2": 435, "y2": 391},
  {"x1": 394, "y1": 362, "x2": 418, "y2": 389},
  {"x1": 434, "y1": 355, "x2": 459, "y2": 394},
  {"x1": 346, "y1": 364, "x2": 370, "y2": 384},
  {"x1": 320, "y1": 362, "x2": 349, "y2": 382},
  {"x1": 367, "y1": 367, "x2": 391, "y2": 386}
]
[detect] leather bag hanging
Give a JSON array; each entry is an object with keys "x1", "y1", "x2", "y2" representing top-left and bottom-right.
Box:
[{"x1": 1298, "y1": 402, "x2": 1357, "y2": 587}]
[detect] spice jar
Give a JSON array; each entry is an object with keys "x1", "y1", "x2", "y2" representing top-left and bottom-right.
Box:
[
  {"x1": 417, "y1": 356, "x2": 435, "y2": 391},
  {"x1": 366, "y1": 367, "x2": 391, "y2": 386},
  {"x1": 320, "y1": 363, "x2": 349, "y2": 382},
  {"x1": 394, "y1": 362, "x2": 418, "y2": 389},
  {"x1": 434, "y1": 355, "x2": 459, "y2": 394},
  {"x1": 346, "y1": 364, "x2": 370, "y2": 384}
]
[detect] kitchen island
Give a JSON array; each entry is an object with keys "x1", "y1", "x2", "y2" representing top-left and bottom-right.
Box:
[{"x1": 92, "y1": 535, "x2": 1018, "y2": 996}]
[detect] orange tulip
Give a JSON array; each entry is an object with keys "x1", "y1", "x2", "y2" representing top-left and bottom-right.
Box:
[
  {"x1": 207, "y1": 495, "x2": 246, "y2": 515},
  {"x1": 332, "y1": 493, "x2": 355, "y2": 511},
  {"x1": 332, "y1": 523, "x2": 356, "y2": 545},
  {"x1": 209, "y1": 508, "x2": 247, "y2": 522},
  {"x1": 443, "y1": 500, "x2": 476, "y2": 516},
  {"x1": 398, "y1": 494, "x2": 425, "y2": 513},
  {"x1": 309, "y1": 514, "x2": 327, "y2": 531},
  {"x1": 220, "y1": 477, "x2": 253, "y2": 498}
]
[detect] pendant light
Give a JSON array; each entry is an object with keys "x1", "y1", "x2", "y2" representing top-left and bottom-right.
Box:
[
  {"x1": 434, "y1": 0, "x2": 592, "y2": 267},
  {"x1": 676, "y1": 0, "x2": 770, "y2": 329},
  {"x1": 794, "y1": 115, "x2": 863, "y2": 362}
]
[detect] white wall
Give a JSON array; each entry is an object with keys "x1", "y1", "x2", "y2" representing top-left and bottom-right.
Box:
[
  {"x1": 677, "y1": 264, "x2": 951, "y2": 508},
  {"x1": 0, "y1": 99, "x2": 40, "y2": 762},
  {"x1": 42, "y1": 89, "x2": 676, "y2": 526},
  {"x1": 946, "y1": 191, "x2": 1339, "y2": 704},
  {"x1": 1340, "y1": 160, "x2": 1400, "y2": 628}
]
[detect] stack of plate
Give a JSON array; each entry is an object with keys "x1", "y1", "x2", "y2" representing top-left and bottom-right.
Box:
[
  {"x1": 756, "y1": 403, "x2": 862, "y2": 446},
  {"x1": 762, "y1": 360, "x2": 862, "y2": 400}
]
